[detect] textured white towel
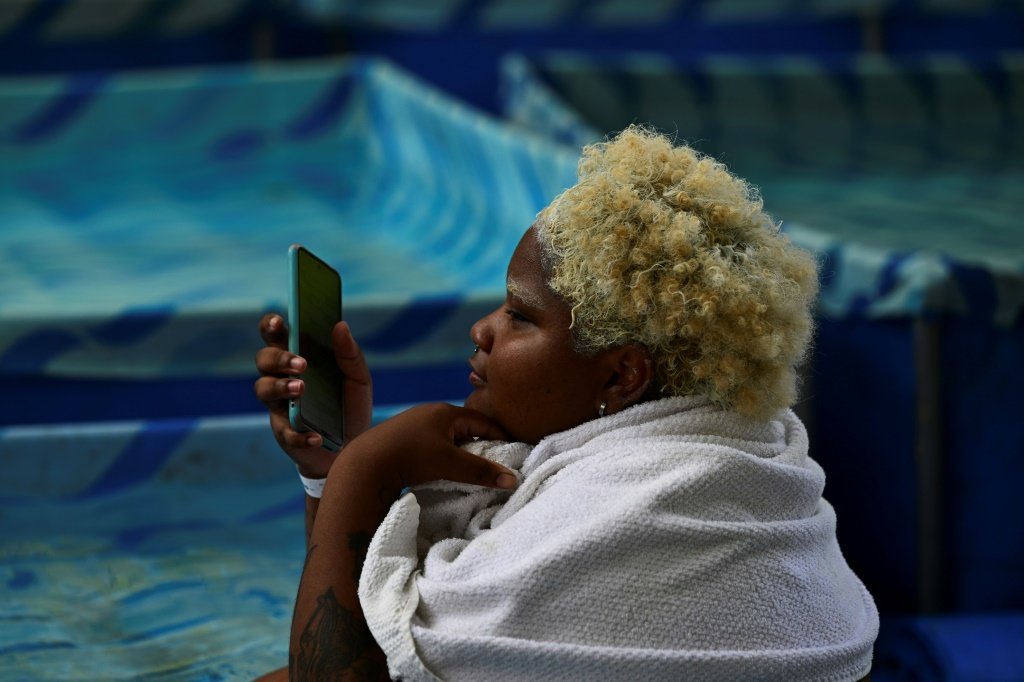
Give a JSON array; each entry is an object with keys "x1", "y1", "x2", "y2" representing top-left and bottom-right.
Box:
[{"x1": 359, "y1": 396, "x2": 878, "y2": 681}]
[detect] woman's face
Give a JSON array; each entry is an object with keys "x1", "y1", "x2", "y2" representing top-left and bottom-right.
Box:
[{"x1": 466, "y1": 227, "x2": 609, "y2": 444}]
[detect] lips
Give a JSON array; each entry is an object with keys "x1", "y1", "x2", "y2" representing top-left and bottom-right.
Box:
[{"x1": 468, "y1": 358, "x2": 486, "y2": 386}]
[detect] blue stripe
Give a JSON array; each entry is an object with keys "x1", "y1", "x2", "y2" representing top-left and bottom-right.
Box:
[
  {"x1": 210, "y1": 129, "x2": 270, "y2": 161},
  {"x1": 243, "y1": 492, "x2": 305, "y2": 524},
  {"x1": 365, "y1": 70, "x2": 405, "y2": 179},
  {"x1": 850, "y1": 252, "x2": 913, "y2": 316},
  {"x1": 242, "y1": 588, "x2": 290, "y2": 612},
  {"x1": 946, "y1": 257, "x2": 998, "y2": 321},
  {"x1": 88, "y1": 306, "x2": 175, "y2": 346},
  {"x1": 0, "y1": 329, "x2": 82, "y2": 375},
  {"x1": 76, "y1": 419, "x2": 197, "y2": 499},
  {"x1": 423, "y1": 195, "x2": 473, "y2": 263},
  {"x1": 285, "y1": 71, "x2": 357, "y2": 140},
  {"x1": 119, "y1": 580, "x2": 206, "y2": 606},
  {"x1": 115, "y1": 520, "x2": 218, "y2": 549},
  {"x1": 876, "y1": 252, "x2": 913, "y2": 298},
  {"x1": 9, "y1": 0, "x2": 65, "y2": 37},
  {"x1": 11, "y1": 72, "x2": 108, "y2": 144},
  {"x1": 154, "y1": 85, "x2": 228, "y2": 140},
  {"x1": 0, "y1": 641, "x2": 76, "y2": 656},
  {"x1": 466, "y1": 126, "x2": 502, "y2": 215},
  {"x1": 123, "y1": 614, "x2": 218, "y2": 644},
  {"x1": 512, "y1": 149, "x2": 549, "y2": 213},
  {"x1": 361, "y1": 295, "x2": 463, "y2": 353},
  {"x1": 7, "y1": 568, "x2": 37, "y2": 590},
  {"x1": 291, "y1": 163, "x2": 360, "y2": 210}
]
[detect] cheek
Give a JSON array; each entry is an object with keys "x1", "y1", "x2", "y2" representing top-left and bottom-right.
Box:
[
  {"x1": 498, "y1": 348, "x2": 584, "y2": 406},
  {"x1": 486, "y1": 344, "x2": 543, "y2": 402}
]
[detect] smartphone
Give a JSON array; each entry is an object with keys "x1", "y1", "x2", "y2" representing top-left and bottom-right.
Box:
[{"x1": 288, "y1": 244, "x2": 344, "y2": 451}]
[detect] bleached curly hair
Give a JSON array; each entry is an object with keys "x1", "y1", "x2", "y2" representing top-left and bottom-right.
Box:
[{"x1": 537, "y1": 125, "x2": 819, "y2": 420}]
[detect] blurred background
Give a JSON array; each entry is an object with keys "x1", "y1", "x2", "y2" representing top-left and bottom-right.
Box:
[{"x1": 1, "y1": 0, "x2": 1022, "y2": 679}]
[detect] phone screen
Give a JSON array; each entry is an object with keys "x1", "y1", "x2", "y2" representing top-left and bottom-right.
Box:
[{"x1": 290, "y1": 246, "x2": 343, "y2": 448}]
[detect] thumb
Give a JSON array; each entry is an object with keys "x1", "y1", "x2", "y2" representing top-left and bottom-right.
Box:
[{"x1": 442, "y1": 446, "x2": 519, "y2": 490}]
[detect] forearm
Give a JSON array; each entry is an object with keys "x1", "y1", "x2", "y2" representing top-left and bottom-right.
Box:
[
  {"x1": 289, "y1": 451, "x2": 396, "y2": 681},
  {"x1": 303, "y1": 495, "x2": 319, "y2": 549},
  {"x1": 287, "y1": 402, "x2": 512, "y2": 680}
]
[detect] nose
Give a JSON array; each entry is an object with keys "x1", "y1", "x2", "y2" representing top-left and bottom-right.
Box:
[{"x1": 470, "y1": 307, "x2": 497, "y2": 353}]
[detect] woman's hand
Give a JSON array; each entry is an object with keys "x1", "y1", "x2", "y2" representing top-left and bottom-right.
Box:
[
  {"x1": 254, "y1": 313, "x2": 373, "y2": 478},
  {"x1": 333, "y1": 402, "x2": 517, "y2": 500},
  {"x1": 289, "y1": 403, "x2": 514, "y2": 679}
]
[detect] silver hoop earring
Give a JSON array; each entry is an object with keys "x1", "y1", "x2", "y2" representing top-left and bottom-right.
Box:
[{"x1": 598, "y1": 402, "x2": 607, "y2": 417}]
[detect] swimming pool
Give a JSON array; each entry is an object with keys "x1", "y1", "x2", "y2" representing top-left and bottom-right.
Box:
[
  {"x1": 2, "y1": 415, "x2": 299, "y2": 679},
  {"x1": 0, "y1": 57, "x2": 577, "y2": 680},
  {"x1": 5, "y1": 47, "x2": 1023, "y2": 679}
]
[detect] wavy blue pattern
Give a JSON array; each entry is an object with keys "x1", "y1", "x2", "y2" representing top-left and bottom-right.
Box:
[
  {"x1": 243, "y1": 493, "x2": 306, "y2": 525},
  {"x1": 0, "y1": 414, "x2": 309, "y2": 680},
  {"x1": 89, "y1": 306, "x2": 175, "y2": 346},
  {"x1": 119, "y1": 580, "x2": 207, "y2": 606},
  {"x1": 210, "y1": 129, "x2": 271, "y2": 161},
  {"x1": 502, "y1": 51, "x2": 1024, "y2": 327},
  {"x1": 285, "y1": 70, "x2": 357, "y2": 140},
  {"x1": 0, "y1": 640, "x2": 76, "y2": 656},
  {"x1": 0, "y1": 329, "x2": 82, "y2": 375},
  {"x1": 6, "y1": 569, "x2": 37, "y2": 590},
  {"x1": 77, "y1": 419, "x2": 197, "y2": 499},
  {"x1": 360, "y1": 295, "x2": 463, "y2": 353},
  {"x1": 11, "y1": 72, "x2": 108, "y2": 144},
  {"x1": 0, "y1": 58, "x2": 578, "y2": 388},
  {"x1": 154, "y1": 83, "x2": 228, "y2": 140},
  {"x1": 512, "y1": 149, "x2": 549, "y2": 216},
  {"x1": 850, "y1": 252, "x2": 913, "y2": 316},
  {"x1": 947, "y1": 259, "x2": 999, "y2": 322},
  {"x1": 124, "y1": 615, "x2": 219, "y2": 644}
]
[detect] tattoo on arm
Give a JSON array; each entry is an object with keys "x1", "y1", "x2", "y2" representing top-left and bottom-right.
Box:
[
  {"x1": 290, "y1": 533, "x2": 386, "y2": 681},
  {"x1": 294, "y1": 586, "x2": 375, "y2": 680}
]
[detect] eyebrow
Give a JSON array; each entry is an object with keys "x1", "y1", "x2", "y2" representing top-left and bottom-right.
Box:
[{"x1": 506, "y1": 276, "x2": 547, "y2": 310}]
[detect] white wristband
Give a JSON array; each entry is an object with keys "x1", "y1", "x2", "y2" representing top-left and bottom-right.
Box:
[{"x1": 298, "y1": 469, "x2": 326, "y2": 499}]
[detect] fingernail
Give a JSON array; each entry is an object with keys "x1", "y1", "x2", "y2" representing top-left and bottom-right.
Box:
[
  {"x1": 307, "y1": 435, "x2": 320, "y2": 446},
  {"x1": 290, "y1": 357, "x2": 305, "y2": 370},
  {"x1": 496, "y1": 473, "x2": 517, "y2": 489},
  {"x1": 287, "y1": 380, "x2": 301, "y2": 394}
]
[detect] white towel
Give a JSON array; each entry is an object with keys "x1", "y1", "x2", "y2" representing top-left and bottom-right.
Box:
[{"x1": 359, "y1": 396, "x2": 878, "y2": 681}]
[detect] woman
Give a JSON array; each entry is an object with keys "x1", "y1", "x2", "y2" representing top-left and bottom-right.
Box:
[{"x1": 254, "y1": 126, "x2": 878, "y2": 681}]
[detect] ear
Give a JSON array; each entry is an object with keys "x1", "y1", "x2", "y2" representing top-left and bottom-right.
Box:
[{"x1": 598, "y1": 345, "x2": 654, "y2": 416}]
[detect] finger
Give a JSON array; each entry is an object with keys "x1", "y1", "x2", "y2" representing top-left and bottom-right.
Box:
[
  {"x1": 259, "y1": 313, "x2": 289, "y2": 349},
  {"x1": 442, "y1": 446, "x2": 519, "y2": 490},
  {"x1": 270, "y1": 411, "x2": 323, "y2": 450},
  {"x1": 449, "y1": 407, "x2": 509, "y2": 444},
  {"x1": 332, "y1": 322, "x2": 372, "y2": 386},
  {"x1": 255, "y1": 346, "x2": 306, "y2": 376},
  {"x1": 333, "y1": 321, "x2": 374, "y2": 439},
  {"x1": 253, "y1": 375, "x2": 303, "y2": 407}
]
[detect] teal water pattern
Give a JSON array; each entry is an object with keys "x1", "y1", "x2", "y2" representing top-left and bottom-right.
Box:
[
  {"x1": 501, "y1": 51, "x2": 1024, "y2": 326},
  {"x1": 0, "y1": 57, "x2": 579, "y2": 382},
  {"x1": 0, "y1": 414, "x2": 306, "y2": 680}
]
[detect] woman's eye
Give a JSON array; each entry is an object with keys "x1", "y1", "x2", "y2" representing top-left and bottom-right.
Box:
[{"x1": 505, "y1": 308, "x2": 528, "y2": 323}]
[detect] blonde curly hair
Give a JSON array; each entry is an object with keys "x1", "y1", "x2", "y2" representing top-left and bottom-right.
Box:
[{"x1": 537, "y1": 126, "x2": 819, "y2": 420}]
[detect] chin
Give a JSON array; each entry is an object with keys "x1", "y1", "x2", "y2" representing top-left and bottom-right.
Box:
[
  {"x1": 463, "y1": 393, "x2": 514, "y2": 436},
  {"x1": 463, "y1": 391, "x2": 485, "y2": 414}
]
